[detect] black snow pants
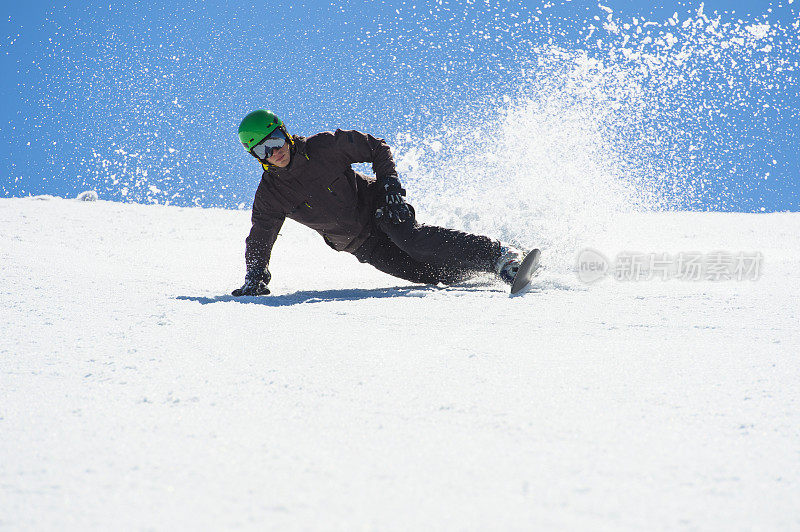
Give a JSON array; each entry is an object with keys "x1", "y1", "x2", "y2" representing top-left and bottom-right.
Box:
[{"x1": 351, "y1": 206, "x2": 501, "y2": 285}]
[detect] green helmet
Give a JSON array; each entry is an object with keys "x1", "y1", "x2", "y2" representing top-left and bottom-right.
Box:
[{"x1": 238, "y1": 109, "x2": 289, "y2": 151}]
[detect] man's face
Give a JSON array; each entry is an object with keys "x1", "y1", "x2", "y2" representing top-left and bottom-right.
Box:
[{"x1": 266, "y1": 140, "x2": 290, "y2": 167}]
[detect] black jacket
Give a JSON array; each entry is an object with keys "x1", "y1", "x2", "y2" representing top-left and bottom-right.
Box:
[{"x1": 244, "y1": 129, "x2": 398, "y2": 278}]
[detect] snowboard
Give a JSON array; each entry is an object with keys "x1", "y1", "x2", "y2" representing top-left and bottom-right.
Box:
[{"x1": 510, "y1": 248, "x2": 542, "y2": 295}]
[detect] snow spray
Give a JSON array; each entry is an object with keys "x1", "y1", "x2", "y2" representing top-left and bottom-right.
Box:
[
  {"x1": 13, "y1": 2, "x2": 797, "y2": 235},
  {"x1": 387, "y1": 4, "x2": 798, "y2": 274}
]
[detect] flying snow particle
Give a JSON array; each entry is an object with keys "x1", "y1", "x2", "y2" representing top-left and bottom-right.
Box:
[{"x1": 76, "y1": 190, "x2": 99, "y2": 201}]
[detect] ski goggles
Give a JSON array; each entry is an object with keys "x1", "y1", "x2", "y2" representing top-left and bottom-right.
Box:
[{"x1": 250, "y1": 129, "x2": 287, "y2": 161}]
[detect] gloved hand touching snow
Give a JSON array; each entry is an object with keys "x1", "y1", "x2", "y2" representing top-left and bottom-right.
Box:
[{"x1": 375, "y1": 175, "x2": 411, "y2": 224}]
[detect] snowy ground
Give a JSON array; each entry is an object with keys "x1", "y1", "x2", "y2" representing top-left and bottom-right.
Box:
[{"x1": 1, "y1": 196, "x2": 799, "y2": 530}]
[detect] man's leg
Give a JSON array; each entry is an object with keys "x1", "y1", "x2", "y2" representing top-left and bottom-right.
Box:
[
  {"x1": 377, "y1": 206, "x2": 501, "y2": 274},
  {"x1": 352, "y1": 230, "x2": 472, "y2": 285}
]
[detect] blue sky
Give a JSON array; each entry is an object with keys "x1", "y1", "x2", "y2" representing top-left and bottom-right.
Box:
[{"x1": 1, "y1": 0, "x2": 798, "y2": 211}]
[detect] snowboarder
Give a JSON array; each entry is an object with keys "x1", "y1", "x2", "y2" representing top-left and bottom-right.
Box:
[{"x1": 232, "y1": 110, "x2": 534, "y2": 296}]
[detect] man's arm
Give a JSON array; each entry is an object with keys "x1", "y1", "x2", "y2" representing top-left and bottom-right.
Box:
[
  {"x1": 233, "y1": 182, "x2": 285, "y2": 296},
  {"x1": 331, "y1": 129, "x2": 411, "y2": 224},
  {"x1": 331, "y1": 129, "x2": 398, "y2": 180},
  {"x1": 244, "y1": 209, "x2": 285, "y2": 281}
]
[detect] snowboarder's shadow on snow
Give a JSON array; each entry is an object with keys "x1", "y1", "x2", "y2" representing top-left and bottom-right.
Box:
[{"x1": 177, "y1": 284, "x2": 501, "y2": 307}]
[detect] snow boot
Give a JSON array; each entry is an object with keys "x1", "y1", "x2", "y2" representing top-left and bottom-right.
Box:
[{"x1": 494, "y1": 244, "x2": 526, "y2": 285}]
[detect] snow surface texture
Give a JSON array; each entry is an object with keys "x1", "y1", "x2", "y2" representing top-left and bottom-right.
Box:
[{"x1": 1, "y1": 196, "x2": 799, "y2": 530}]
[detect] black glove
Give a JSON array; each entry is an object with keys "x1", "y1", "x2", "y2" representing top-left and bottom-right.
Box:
[
  {"x1": 232, "y1": 269, "x2": 271, "y2": 296},
  {"x1": 375, "y1": 175, "x2": 411, "y2": 224}
]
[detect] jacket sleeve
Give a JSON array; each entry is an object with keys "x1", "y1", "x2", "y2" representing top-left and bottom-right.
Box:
[
  {"x1": 244, "y1": 180, "x2": 285, "y2": 282},
  {"x1": 331, "y1": 129, "x2": 398, "y2": 180}
]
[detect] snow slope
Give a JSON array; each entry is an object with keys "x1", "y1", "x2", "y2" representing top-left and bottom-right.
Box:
[{"x1": 1, "y1": 196, "x2": 799, "y2": 530}]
